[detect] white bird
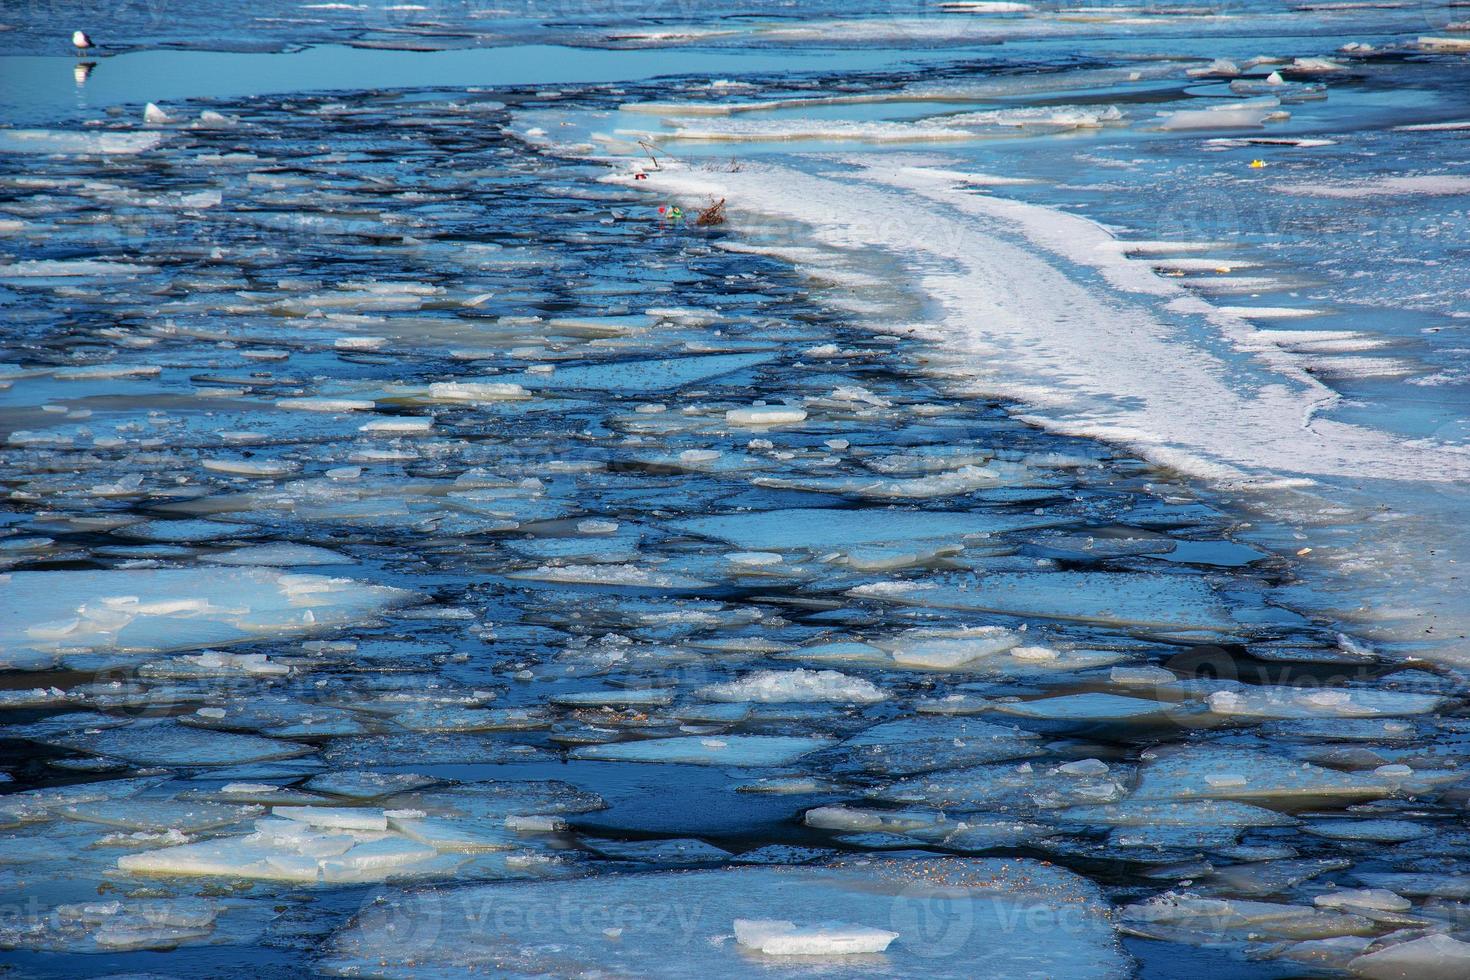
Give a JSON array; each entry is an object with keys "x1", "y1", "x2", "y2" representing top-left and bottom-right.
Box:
[{"x1": 72, "y1": 31, "x2": 95, "y2": 57}]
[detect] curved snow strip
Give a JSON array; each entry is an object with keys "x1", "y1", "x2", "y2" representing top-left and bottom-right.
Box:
[{"x1": 607, "y1": 160, "x2": 1470, "y2": 488}]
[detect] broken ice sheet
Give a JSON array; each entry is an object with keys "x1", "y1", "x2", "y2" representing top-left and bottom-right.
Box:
[
  {"x1": 505, "y1": 351, "x2": 778, "y2": 392},
  {"x1": 322, "y1": 857, "x2": 1127, "y2": 977},
  {"x1": 0, "y1": 897, "x2": 239, "y2": 953},
  {"x1": 869, "y1": 759, "x2": 1133, "y2": 812},
  {"x1": 59, "y1": 799, "x2": 262, "y2": 833},
  {"x1": 320, "y1": 734, "x2": 553, "y2": 766},
  {"x1": 831, "y1": 717, "x2": 1042, "y2": 776},
  {"x1": 0, "y1": 566, "x2": 415, "y2": 668},
  {"x1": 851, "y1": 571, "x2": 1242, "y2": 631},
  {"x1": 989, "y1": 693, "x2": 1196, "y2": 728},
  {"x1": 36, "y1": 720, "x2": 314, "y2": 768},
  {"x1": 1120, "y1": 894, "x2": 1377, "y2": 945},
  {"x1": 668, "y1": 507, "x2": 1064, "y2": 552},
  {"x1": 696, "y1": 669, "x2": 886, "y2": 704},
  {"x1": 570, "y1": 735, "x2": 835, "y2": 767},
  {"x1": 588, "y1": 837, "x2": 733, "y2": 865},
  {"x1": 1131, "y1": 746, "x2": 1392, "y2": 808},
  {"x1": 1202, "y1": 684, "x2": 1445, "y2": 720}
]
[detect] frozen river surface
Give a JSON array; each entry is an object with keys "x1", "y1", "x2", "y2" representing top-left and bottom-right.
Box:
[{"x1": 2, "y1": 2, "x2": 1470, "y2": 977}]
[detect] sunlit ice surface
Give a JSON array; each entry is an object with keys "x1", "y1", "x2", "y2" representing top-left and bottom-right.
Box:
[{"x1": 2, "y1": 1, "x2": 1470, "y2": 977}]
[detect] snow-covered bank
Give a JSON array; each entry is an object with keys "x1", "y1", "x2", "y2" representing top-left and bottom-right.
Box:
[{"x1": 605, "y1": 157, "x2": 1470, "y2": 662}]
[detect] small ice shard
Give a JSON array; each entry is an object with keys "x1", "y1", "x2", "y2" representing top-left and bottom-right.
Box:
[
  {"x1": 696, "y1": 669, "x2": 886, "y2": 703},
  {"x1": 732, "y1": 919, "x2": 899, "y2": 956},
  {"x1": 144, "y1": 103, "x2": 173, "y2": 124}
]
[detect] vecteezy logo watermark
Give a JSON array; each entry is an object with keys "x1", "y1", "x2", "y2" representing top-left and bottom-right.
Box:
[
  {"x1": 351, "y1": 888, "x2": 444, "y2": 960},
  {"x1": 889, "y1": 882, "x2": 974, "y2": 957}
]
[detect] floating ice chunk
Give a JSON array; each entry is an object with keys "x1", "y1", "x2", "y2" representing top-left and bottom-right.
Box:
[
  {"x1": 1314, "y1": 888, "x2": 1411, "y2": 912},
  {"x1": 275, "y1": 397, "x2": 377, "y2": 412},
  {"x1": 0, "y1": 129, "x2": 164, "y2": 155},
  {"x1": 360, "y1": 417, "x2": 433, "y2": 434},
  {"x1": 0, "y1": 566, "x2": 413, "y2": 666},
  {"x1": 505, "y1": 814, "x2": 565, "y2": 833},
  {"x1": 203, "y1": 543, "x2": 350, "y2": 566},
  {"x1": 202, "y1": 458, "x2": 300, "y2": 476},
  {"x1": 1188, "y1": 58, "x2": 1241, "y2": 77},
  {"x1": 322, "y1": 858, "x2": 1124, "y2": 976},
  {"x1": 937, "y1": 0, "x2": 1033, "y2": 10},
  {"x1": 43, "y1": 722, "x2": 312, "y2": 767},
  {"x1": 304, "y1": 771, "x2": 437, "y2": 799},
  {"x1": 0, "y1": 898, "x2": 222, "y2": 952},
  {"x1": 61, "y1": 799, "x2": 261, "y2": 833},
  {"x1": 591, "y1": 837, "x2": 731, "y2": 864},
  {"x1": 1418, "y1": 35, "x2": 1470, "y2": 52},
  {"x1": 872, "y1": 761, "x2": 1129, "y2": 810},
  {"x1": 388, "y1": 816, "x2": 516, "y2": 852},
  {"x1": 570, "y1": 735, "x2": 833, "y2": 767},
  {"x1": 507, "y1": 352, "x2": 775, "y2": 393},
  {"x1": 1, "y1": 260, "x2": 159, "y2": 279},
  {"x1": 851, "y1": 571, "x2": 1237, "y2": 631},
  {"x1": 647, "y1": 117, "x2": 978, "y2": 143},
  {"x1": 992, "y1": 692, "x2": 1179, "y2": 725},
  {"x1": 506, "y1": 564, "x2": 712, "y2": 589},
  {"x1": 1122, "y1": 894, "x2": 1373, "y2": 943},
  {"x1": 725, "y1": 405, "x2": 808, "y2": 427},
  {"x1": 1160, "y1": 108, "x2": 1272, "y2": 130},
  {"x1": 1303, "y1": 819, "x2": 1429, "y2": 843},
  {"x1": 733, "y1": 919, "x2": 899, "y2": 956},
  {"x1": 1062, "y1": 800, "x2": 1294, "y2": 828},
  {"x1": 1133, "y1": 746, "x2": 1390, "y2": 805},
  {"x1": 1204, "y1": 685, "x2": 1444, "y2": 719},
  {"x1": 321, "y1": 837, "x2": 439, "y2": 878},
  {"x1": 425, "y1": 381, "x2": 531, "y2": 402},
  {"x1": 144, "y1": 103, "x2": 174, "y2": 124},
  {"x1": 1348, "y1": 934, "x2": 1470, "y2": 980},
  {"x1": 697, "y1": 669, "x2": 885, "y2": 704},
  {"x1": 670, "y1": 508, "x2": 1060, "y2": 551},
  {"x1": 837, "y1": 716, "x2": 1040, "y2": 775},
  {"x1": 150, "y1": 650, "x2": 291, "y2": 677},
  {"x1": 322, "y1": 734, "x2": 553, "y2": 767},
  {"x1": 550, "y1": 689, "x2": 675, "y2": 707}
]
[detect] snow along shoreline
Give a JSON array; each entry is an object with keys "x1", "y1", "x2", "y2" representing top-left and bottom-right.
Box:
[
  {"x1": 605, "y1": 156, "x2": 1470, "y2": 489},
  {"x1": 601, "y1": 155, "x2": 1470, "y2": 664}
]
